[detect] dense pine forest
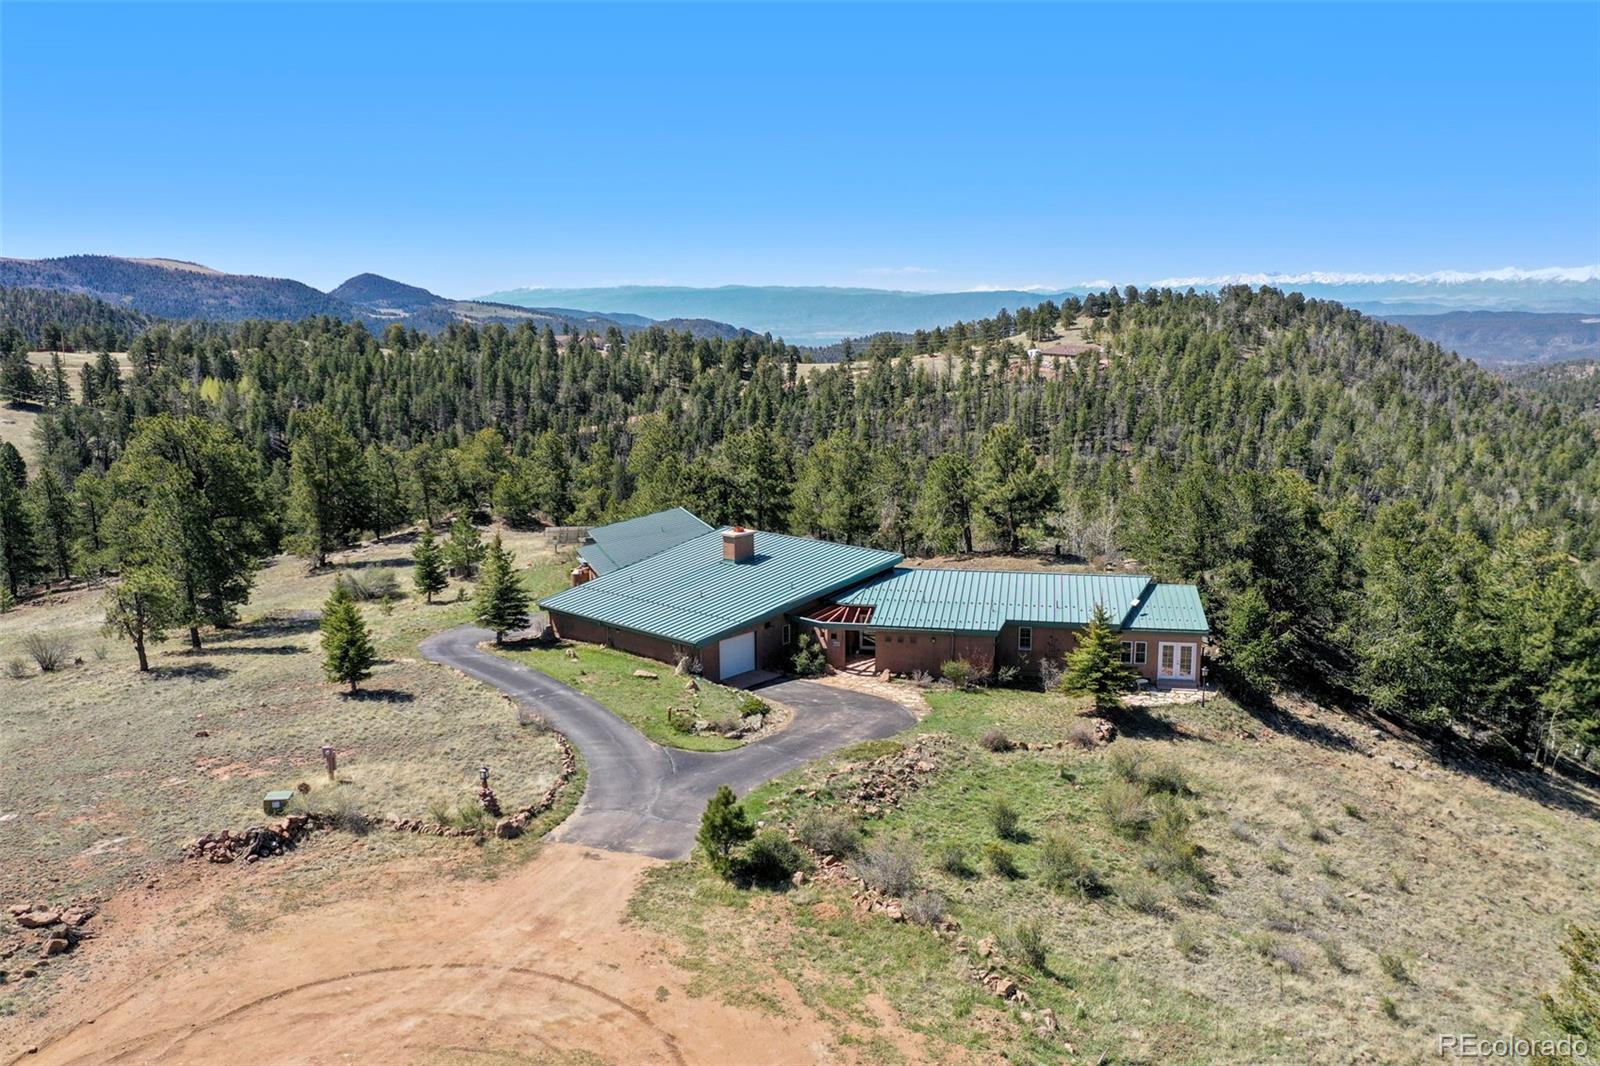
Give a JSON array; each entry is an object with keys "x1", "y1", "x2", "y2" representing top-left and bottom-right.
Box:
[{"x1": 2, "y1": 284, "x2": 1596, "y2": 769}]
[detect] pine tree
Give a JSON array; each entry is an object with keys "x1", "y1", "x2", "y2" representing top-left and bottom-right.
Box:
[
  {"x1": 102, "y1": 568, "x2": 177, "y2": 672},
  {"x1": 320, "y1": 585, "x2": 375, "y2": 693},
  {"x1": 0, "y1": 458, "x2": 38, "y2": 598},
  {"x1": 443, "y1": 513, "x2": 485, "y2": 577},
  {"x1": 697, "y1": 785, "x2": 753, "y2": 879},
  {"x1": 364, "y1": 443, "x2": 410, "y2": 542},
  {"x1": 917, "y1": 452, "x2": 974, "y2": 554},
  {"x1": 1062, "y1": 604, "x2": 1136, "y2": 710},
  {"x1": 287, "y1": 407, "x2": 369, "y2": 568},
  {"x1": 473, "y1": 533, "x2": 531, "y2": 644},
  {"x1": 411, "y1": 527, "x2": 448, "y2": 604},
  {"x1": 974, "y1": 424, "x2": 1057, "y2": 554}
]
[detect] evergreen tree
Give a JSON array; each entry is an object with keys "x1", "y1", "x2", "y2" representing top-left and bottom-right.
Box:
[
  {"x1": 974, "y1": 424, "x2": 1056, "y2": 553},
  {"x1": 320, "y1": 584, "x2": 375, "y2": 693},
  {"x1": 1541, "y1": 923, "x2": 1600, "y2": 1047},
  {"x1": 473, "y1": 533, "x2": 531, "y2": 644},
  {"x1": 527, "y1": 429, "x2": 574, "y2": 524},
  {"x1": 104, "y1": 415, "x2": 267, "y2": 648},
  {"x1": 71, "y1": 468, "x2": 115, "y2": 576},
  {"x1": 25, "y1": 467, "x2": 75, "y2": 580},
  {"x1": 102, "y1": 568, "x2": 177, "y2": 672},
  {"x1": 0, "y1": 459, "x2": 38, "y2": 598},
  {"x1": 287, "y1": 408, "x2": 369, "y2": 567},
  {"x1": 443, "y1": 513, "x2": 485, "y2": 577},
  {"x1": 697, "y1": 784, "x2": 753, "y2": 879},
  {"x1": 917, "y1": 452, "x2": 975, "y2": 554},
  {"x1": 411, "y1": 527, "x2": 448, "y2": 604},
  {"x1": 364, "y1": 442, "x2": 410, "y2": 541},
  {"x1": 1061, "y1": 604, "x2": 1136, "y2": 710}
]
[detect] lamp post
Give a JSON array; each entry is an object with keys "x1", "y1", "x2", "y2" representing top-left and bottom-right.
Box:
[
  {"x1": 479, "y1": 765, "x2": 490, "y2": 788},
  {"x1": 1201, "y1": 666, "x2": 1209, "y2": 704},
  {"x1": 322, "y1": 745, "x2": 336, "y2": 781}
]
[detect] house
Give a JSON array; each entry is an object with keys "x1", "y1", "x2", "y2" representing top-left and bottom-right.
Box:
[{"x1": 540, "y1": 510, "x2": 1209, "y2": 686}]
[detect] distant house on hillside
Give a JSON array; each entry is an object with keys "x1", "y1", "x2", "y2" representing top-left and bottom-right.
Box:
[
  {"x1": 543, "y1": 509, "x2": 1208, "y2": 686},
  {"x1": 1036, "y1": 341, "x2": 1101, "y2": 358}
]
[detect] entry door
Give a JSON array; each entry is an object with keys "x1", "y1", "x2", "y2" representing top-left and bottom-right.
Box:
[
  {"x1": 1158, "y1": 642, "x2": 1196, "y2": 682},
  {"x1": 718, "y1": 631, "x2": 756, "y2": 679}
]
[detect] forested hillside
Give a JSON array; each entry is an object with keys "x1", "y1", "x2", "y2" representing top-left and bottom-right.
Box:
[
  {"x1": 1, "y1": 285, "x2": 1596, "y2": 769},
  {"x1": 0, "y1": 286, "x2": 153, "y2": 351}
]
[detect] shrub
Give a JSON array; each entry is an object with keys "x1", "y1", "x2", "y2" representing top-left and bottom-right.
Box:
[
  {"x1": 1265, "y1": 852, "x2": 1292, "y2": 875},
  {"x1": 1317, "y1": 935, "x2": 1353, "y2": 973},
  {"x1": 736, "y1": 693, "x2": 768, "y2": 718},
  {"x1": 22, "y1": 633, "x2": 71, "y2": 673},
  {"x1": 92, "y1": 642, "x2": 108, "y2": 661},
  {"x1": 1379, "y1": 995, "x2": 1400, "y2": 1021},
  {"x1": 1117, "y1": 875, "x2": 1165, "y2": 914},
  {"x1": 698, "y1": 786, "x2": 754, "y2": 879},
  {"x1": 1228, "y1": 816, "x2": 1259, "y2": 844},
  {"x1": 854, "y1": 838, "x2": 919, "y2": 897},
  {"x1": 1008, "y1": 918, "x2": 1047, "y2": 970},
  {"x1": 335, "y1": 568, "x2": 401, "y2": 603},
  {"x1": 1140, "y1": 799, "x2": 1209, "y2": 891},
  {"x1": 1038, "y1": 830, "x2": 1103, "y2": 897},
  {"x1": 1342, "y1": 801, "x2": 1364, "y2": 820},
  {"x1": 978, "y1": 728, "x2": 1012, "y2": 753},
  {"x1": 1065, "y1": 719, "x2": 1100, "y2": 750},
  {"x1": 318, "y1": 791, "x2": 372, "y2": 836},
  {"x1": 1172, "y1": 921, "x2": 1205, "y2": 959},
  {"x1": 940, "y1": 658, "x2": 974, "y2": 690},
  {"x1": 988, "y1": 796, "x2": 1021, "y2": 840},
  {"x1": 5, "y1": 657, "x2": 27, "y2": 680},
  {"x1": 904, "y1": 890, "x2": 947, "y2": 927},
  {"x1": 910, "y1": 669, "x2": 934, "y2": 687},
  {"x1": 796, "y1": 810, "x2": 861, "y2": 858},
  {"x1": 1142, "y1": 759, "x2": 1191, "y2": 796},
  {"x1": 1038, "y1": 657, "x2": 1064, "y2": 692},
  {"x1": 1390, "y1": 867, "x2": 1411, "y2": 893},
  {"x1": 740, "y1": 830, "x2": 807, "y2": 884},
  {"x1": 1100, "y1": 779, "x2": 1153, "y2": 838},
  {"x1": 935, "y1": 842, "x2": 971, "y2": 876},
  {"x1": 1378, "y1": 953, "x2": 1410, "y2": 984},
  {"x1": 994, "y1": 665, "x2": 1020, "y2": 687},
  {"x1": 790, "y1": 635, "x2": 828, "y2": 677},
  {"x1": 983, "y1": 841, "x2": 1019, "y2": 878},
  {"x1": 1108, "y1": 745, "x2": 1149, "y2": 784}
]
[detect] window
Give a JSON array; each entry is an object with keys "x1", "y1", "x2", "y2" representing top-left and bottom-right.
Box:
[
  {"x1": 782, "y1": 623, "x2": 792, "y2": 645},
  {"x1": 1120, "y1": 641, "x2": 1134, "y2": 665},
  {"x1": 830, "y1": 633, "x2": 840, "y2": 647},
  {"x1": 1134, "y1": 641, "x2": 1147, "y2": 665},
  {"x1": 1018, "y1": 627, "x2": 1033, "y2": 652}
]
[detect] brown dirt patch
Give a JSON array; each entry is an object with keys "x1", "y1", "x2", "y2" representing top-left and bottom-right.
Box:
[{"x1": 4, "y1": 844, "x2": 905, "y2": 1065}]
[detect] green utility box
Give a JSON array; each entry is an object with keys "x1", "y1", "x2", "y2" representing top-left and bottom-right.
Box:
[{"x1": 263, "y1": 790, "x2": 294, "y2": 816}]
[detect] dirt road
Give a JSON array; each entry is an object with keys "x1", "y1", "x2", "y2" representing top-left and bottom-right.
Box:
[{"x1": 6, "y1": 843, "x2": 870, "y2": 1065}]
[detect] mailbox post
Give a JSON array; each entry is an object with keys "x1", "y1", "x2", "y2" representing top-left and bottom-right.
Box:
[{"x1": 322, "y1": 745, "x2": 337, "y2": 781}]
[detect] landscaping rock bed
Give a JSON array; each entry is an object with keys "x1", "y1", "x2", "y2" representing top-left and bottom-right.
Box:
[{"x1": 183, "y1": 813, "x2": 329, "y2": 864}]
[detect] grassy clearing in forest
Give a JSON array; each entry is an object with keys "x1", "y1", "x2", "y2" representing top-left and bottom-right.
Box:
[
  {"x1": 501, "y1": 642, "x2": 757, "y2": 752},
  {"x1": 0, "y1": 527, "x2": 575, "y2": 905},
  {"x1": 630, "y1": 684, "x2": 1600, "y2": 1062}
]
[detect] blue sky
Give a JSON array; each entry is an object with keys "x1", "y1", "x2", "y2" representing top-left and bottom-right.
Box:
[{"x1": 3, "y1": 2, "x2": 1597, "y2": 296}]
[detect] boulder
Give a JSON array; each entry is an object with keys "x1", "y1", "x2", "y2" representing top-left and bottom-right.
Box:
[
  {"x1": 40, "y1": 937, "x2": 70, "y2": 958},
  {"x1": 632, "y1": 669, "x2": 659, "y2": 679},
  {"x1": 16, "y1": 910, "x2": 60, "y2": 929}
]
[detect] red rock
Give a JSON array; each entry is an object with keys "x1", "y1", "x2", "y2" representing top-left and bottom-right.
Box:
[{"x1": 16, "y1": 910, "x2": 60, "y2": 929}]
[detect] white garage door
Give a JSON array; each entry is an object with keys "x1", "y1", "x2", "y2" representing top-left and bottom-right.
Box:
[{"x1": 718, "y1": 632, "x2": 756, "y2": 680}]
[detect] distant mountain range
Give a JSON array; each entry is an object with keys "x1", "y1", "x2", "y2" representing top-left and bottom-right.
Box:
[
  {"x1": 1378, "y1": 311, "x2": 1600, "y2": 368},
  {"x1": 482, "y1": 272, "x2": 1600, "y2": 347},
  {"x1": 0, "y1": 257, "x2": 748, "y2": 340},
  {"x1": 478, "y1": 285, "x2": 1083, "y2": 343}
]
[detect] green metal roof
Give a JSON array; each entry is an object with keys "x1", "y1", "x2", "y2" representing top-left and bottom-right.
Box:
[
  {"x1": 1123, "y1": 581, "x2": 1209, "y2": 633},
  {"x1": 543, "y1": 528, "x2": 903, "y2": 646},
  {"x1": 579, "y1": 507, "x2": 712, "y2": 574},
  {"x1": 814, "y1": 567, "x2": 1209, "y2": 635}
]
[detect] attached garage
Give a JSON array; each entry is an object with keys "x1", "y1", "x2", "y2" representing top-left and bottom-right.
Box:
[{"x1": 717, "y1": 631, "x2": 756, "y2": 680}]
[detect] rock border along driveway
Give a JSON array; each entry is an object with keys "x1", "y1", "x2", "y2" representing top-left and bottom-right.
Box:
[{"x1": 420, "y1": 625, "x2": 916, "y2": 859}]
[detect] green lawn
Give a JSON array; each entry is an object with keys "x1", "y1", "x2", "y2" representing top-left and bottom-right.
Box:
[
  {"x1": 631, "y1": 685, "x2": 1600, "y2": 1062},
  {"x1": 499, "y1": 642, "x2": 760, "y2": 752}
]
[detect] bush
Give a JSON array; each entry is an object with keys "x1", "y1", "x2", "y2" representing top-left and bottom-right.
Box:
[
  {"x1": 1378, "y1": 952, "x2": 1410, "y2": 984},
  {"x1": 736, "y1": 693, "x2": 768, "y2": 718},
  {"x1": 904, "y1": 890, "x2": 947, "y2": 927},
  {"x1": 854, "y1": 838, "x2": 919, "y2": 897},
  {"x1": 739, "y1": 830, "x2": 807, "y2": 884},
  {"x1": 1142, "y1": 759, "x2": 1191, "y2": 796},
  {"x1": 1100, "y1": 779, "x2": 1153, "y2": 838},
  {"x1": 1008, "y1": 918, "x2": 1047, "y2": 969},
  {"x1": 22, "y1": 633, "x2": 71, "y2": 672},
  {"x1": 1140, "y1": 799, "x2": 1209, "y2": 891},
  {"x1": 1108, "y1": 744, "x2": 1149, "y2": 783},
  {"x1": 1065, "y1": 719, "x2": 1100, "y2": 750},
  {"x1": 1039, "y1": 657, "x2": 1064, "y2": 692},
  {"x1": 5, "y1": 657, "x2": 28, "y2": 680},
  {"x1": 1117, "y1": 874, "x2": 1166, "y2": 914},
  {"x1": 1038, "y1": 830, "x2": 1103, "y2": 897},
  {"x1": 1172, "y1": 921, "x2": 1205, "y2": 959},
  {"x1": 698, "y1": 786, "x2": 754, "y2": 879},
  {"x1": 317, "y1": 791, "x2": 372, "y2": 836},
  {"x1": 994, "y1": 665, "x2": 1020, "y2": 687},
  {"x1": 983, "y1": 841, "x2": 1019, "y2": 878},
  {"x1": 790, "y1": 635, "x2": 827, "y2": 677},
  {"x1": 795, "y1": 810, "x2": 861, "y2": 858},
  {"x1": 935, "y1": 842, "x2": 971, "y2": 876},
  {"x1": 978, "y1": 728, "x2": 1012, "y2": 752},
  {"x1": 987, "y1": 795, "x2": 1021, "y2": 840},
  {"x1": 940, "y1": 658, "x2": 974, "y2": 689},
  {"x1": 335, "y1": 568, "x2": 401, "y2": 603}
]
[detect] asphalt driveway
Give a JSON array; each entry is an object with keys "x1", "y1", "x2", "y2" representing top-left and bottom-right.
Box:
[{"x1": 419, "y1": 625, "x2": 916, "y2": 859}]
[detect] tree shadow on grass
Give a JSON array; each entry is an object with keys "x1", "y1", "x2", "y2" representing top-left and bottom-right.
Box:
[
  {"x1": 202, "y1": 644, "x2": 306, "y2": 656},
  {"x1": 1112, "y1": 703, "x2": 1207, "y2": 743},
  {"x1": 149, "y1": 662, "x2": 233, "y2": 682},
  {"x1": 343, "y1": 688, "x2": 415, "y2": 704},
  {"x1": 205, "y1": 613, "x2": 321, "y2": 643}
]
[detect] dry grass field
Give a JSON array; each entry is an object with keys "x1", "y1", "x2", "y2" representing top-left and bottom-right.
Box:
[
  {"x1": 631, "y1": 684, "x2": 1600, "y2": 1062},
  {"x1": 0, "y1": 352, "x2": 127, "y2": 466},
  {"x1": 0, "y1": 527, "x2": 573, "y2": 908}
]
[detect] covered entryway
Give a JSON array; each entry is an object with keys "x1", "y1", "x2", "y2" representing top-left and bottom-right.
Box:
[
  {"x1": 1157, "y1": 641, "x2": 1197, "y2": 684},
  {"x1": 718, "y1": 631, "x2": 756, "y2": 680}
]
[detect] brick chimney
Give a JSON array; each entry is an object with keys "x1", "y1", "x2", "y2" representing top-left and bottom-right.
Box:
[{"x1": 722, "y1": 527, "x2": 755, "y2": 563}]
